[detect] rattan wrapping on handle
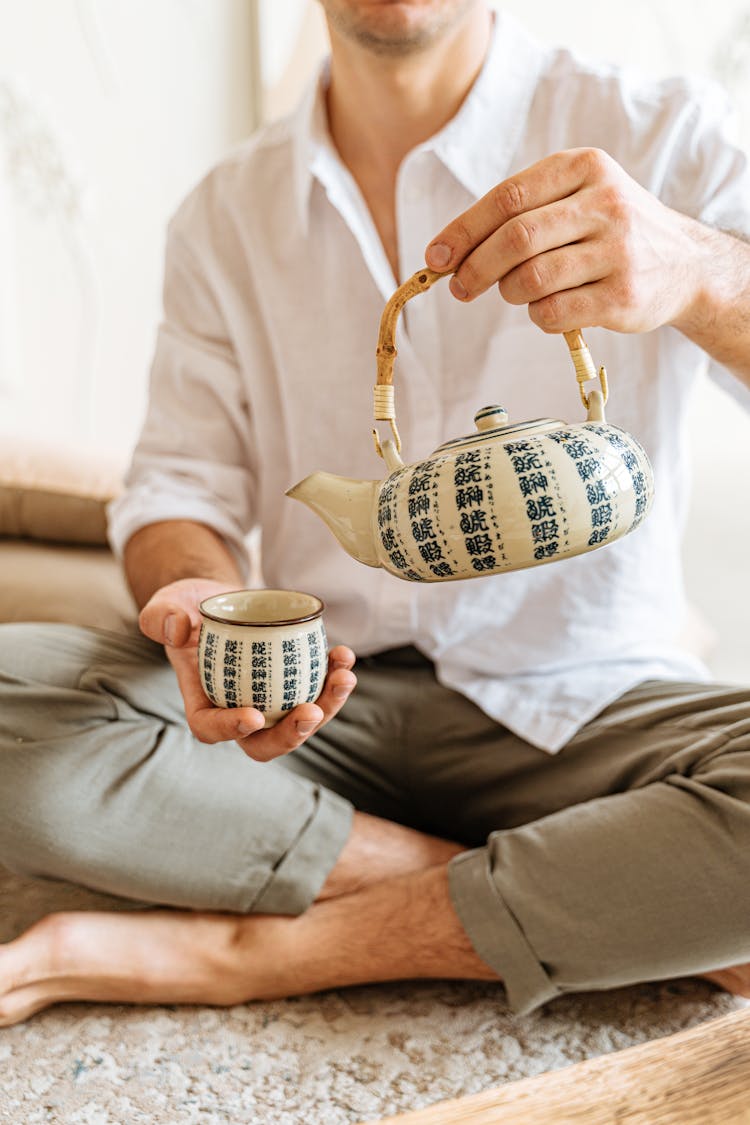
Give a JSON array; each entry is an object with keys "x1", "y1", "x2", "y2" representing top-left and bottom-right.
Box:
[
  {"x1": 373, "y1": 384, "x2": 396, "y2": 422},
  {"x1": 563, "y1": 329, "x2": 609, "y2": 408}
]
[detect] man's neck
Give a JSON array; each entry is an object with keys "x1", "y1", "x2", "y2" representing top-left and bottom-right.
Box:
[
  {"x1": 324, "y1": 5, "x2": 492, "y2": 280},
  {"x1": 327, "y1": 7, "x2": 491, "y2": 180}
]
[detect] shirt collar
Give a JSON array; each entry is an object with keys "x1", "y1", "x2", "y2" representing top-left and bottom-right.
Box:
[
  {"x1": 428, "y1": 11, "x2": 547, "y2": 198},
  {"x1": 289, "y1": 64, "x2": 331, "y2": 233},
  {"x1": 289, "y1": 11, "x2": 548, "y2": 229}
]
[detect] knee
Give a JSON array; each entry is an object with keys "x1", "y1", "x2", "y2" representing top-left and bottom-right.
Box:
[{"x1": 0, "y1": 767, "x2": 86, "y2": 880}]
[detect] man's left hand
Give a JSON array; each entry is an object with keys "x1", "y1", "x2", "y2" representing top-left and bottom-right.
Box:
[{"x1": 425, "y1": 147, "x2": 706, "y2": 336}]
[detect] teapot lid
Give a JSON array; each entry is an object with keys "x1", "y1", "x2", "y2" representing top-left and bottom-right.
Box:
[{"x1": 435, "y1": 405, "x2": 564, "y2": 454}]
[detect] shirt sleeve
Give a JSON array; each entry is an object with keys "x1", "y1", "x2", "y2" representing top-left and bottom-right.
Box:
[
  {"x1": 661, "y1": 79, "x2": 750, "y2": 411},
  {"x1": 107, "y1": 208, "x2": 258, "y2": 575}
]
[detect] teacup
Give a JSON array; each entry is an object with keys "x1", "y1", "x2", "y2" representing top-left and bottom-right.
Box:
[{"x1": 198, "y1": 589, "x2": 327, "y2": 726}]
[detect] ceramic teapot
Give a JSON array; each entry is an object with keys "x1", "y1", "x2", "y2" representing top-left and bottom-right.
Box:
[{"x1": 287, "y1": 267, "x2": 654, "y2": 582}]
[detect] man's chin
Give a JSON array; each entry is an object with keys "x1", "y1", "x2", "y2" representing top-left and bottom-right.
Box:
[
  {"x1": 322, "y1": 0, "x2": 478, "y2": 57},
  {"x1": 348, "y1": 28, "x2": 440, "y2": 58}
]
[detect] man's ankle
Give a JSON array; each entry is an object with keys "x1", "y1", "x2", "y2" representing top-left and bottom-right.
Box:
[{"x1": 316, "y1": 812, "x2": 465, "y2": 901}]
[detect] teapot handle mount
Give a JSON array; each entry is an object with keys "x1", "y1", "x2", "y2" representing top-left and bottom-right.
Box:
[{"x1": 373, "y1": 268, "x2": 609, "y2": 461}]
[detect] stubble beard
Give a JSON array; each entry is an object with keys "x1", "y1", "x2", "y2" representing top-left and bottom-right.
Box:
[{"x1": 323, "y1": 0, "x2": 480, "y2": 58}]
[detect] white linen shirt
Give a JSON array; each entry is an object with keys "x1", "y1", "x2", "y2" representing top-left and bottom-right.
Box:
[{"x1": 109, "y1": 13, "x2": 750, "y2": 753}]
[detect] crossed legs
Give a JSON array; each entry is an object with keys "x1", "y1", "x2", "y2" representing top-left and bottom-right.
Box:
[
  {"x1": 0, "y1": 812, "x2": 495, "y2": 1025},
  {"x1": 1, "y1": 806, "x2": 748, "y2": 1027}
]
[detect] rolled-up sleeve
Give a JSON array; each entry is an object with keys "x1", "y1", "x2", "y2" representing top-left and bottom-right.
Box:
[{"x1": 108, "y1": 214, "x2": 258, "y2": 574}]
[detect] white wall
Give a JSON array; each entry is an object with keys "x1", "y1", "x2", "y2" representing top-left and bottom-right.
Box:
[{"x1": 0, "y1": 0, "x2": 256, "y2": 456}]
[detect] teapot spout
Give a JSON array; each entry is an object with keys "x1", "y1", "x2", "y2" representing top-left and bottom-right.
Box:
[{"x1": 286, "y1": 472, "x2": 381, "y2": 568}]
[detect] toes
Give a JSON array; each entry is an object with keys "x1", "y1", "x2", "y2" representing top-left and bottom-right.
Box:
[
  {"x1": 726, "y1": 969, "x2": 750, "y2": 999},
  {"x1": 0, "y1": 984, "x2": 54, "y2": 1027},
  {"x1": 703, "y1": 967, "x2": 750, "y2": 999}
]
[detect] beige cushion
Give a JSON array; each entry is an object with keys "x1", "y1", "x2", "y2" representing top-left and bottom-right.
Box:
[
  {"x1": 0, "y1": 540, "x2": 139, "y2": 633},
  {"x1": 0, "y1": 435, "x2": 124, "y2": 544},
  {"x1": 0, "y1": 435, "x2": 137, "y2": 633}
]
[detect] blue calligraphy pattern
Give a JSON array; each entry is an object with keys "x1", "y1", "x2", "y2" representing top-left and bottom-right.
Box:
[
  {"x1": 281, "y1": 637, "x2": 300, "y2": 711},
  {"x1": 222, "y1": 638, "x2": 241, "y2": 708},
  {"x1": 548, "y1": 430, "x2": 614, "y2": 548},
  {"x1": 305, "y1": 627, "x2": 324, "y2": 703},
  {"x1": 505, "y1": 439, "x2": 561, "y2": 560},
  {"x1": 481, "y1": 450, "x2": 508, "y2": 568},
  {"x1": 378, "y1": 473, "x2": 422, "y2": 580},
  {"x1": 588, "y1": 425, "x2": 650, "y2": 531},
  {"x1": 250, "y1": 639, "x2": 269, "y2": 711},
  {"x1": 408, "y1": 459, "x2": 456, "y2": 578},
  {"x1": 379, "y1": 460, "x2": 459, "y2": 580},
  {"x1": 454, "y1": 448, "x2": 499, "y2": 572},
  {"x1": 202, "y1": 630, "x2": 217, "y2": 701}
]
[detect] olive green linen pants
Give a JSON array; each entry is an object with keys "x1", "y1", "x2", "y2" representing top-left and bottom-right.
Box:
[{"x1": 1, "y1": 623, "x2": 749, "y2": 1014}]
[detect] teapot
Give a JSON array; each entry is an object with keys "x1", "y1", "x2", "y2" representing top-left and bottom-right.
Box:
[{"x1": 287, "y1": 267, "x2": 654, "y2": 582}]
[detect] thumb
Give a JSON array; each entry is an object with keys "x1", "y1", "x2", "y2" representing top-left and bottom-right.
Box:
[{"x1": 139, "y1": 600, "x2": 194, "y2": 647}]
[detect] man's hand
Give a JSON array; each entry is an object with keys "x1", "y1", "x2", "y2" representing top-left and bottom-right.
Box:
[
  {"x1": 425, "y1": 147, "x2": 709, "y2": 337},
  {"x1": 139, "y1": 577, "x2": 356, "y2": 762}
]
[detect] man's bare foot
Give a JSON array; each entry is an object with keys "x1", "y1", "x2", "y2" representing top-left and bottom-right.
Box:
[
  {"x1": 0, "y1": 909, "x2": 255, "y2": 1026},
  {"x1": 701, "y1": 964, "x2": 750, "y2": 999}
]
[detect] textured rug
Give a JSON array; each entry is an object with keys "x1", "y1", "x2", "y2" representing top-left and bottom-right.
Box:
[{"x1": 0, "y1": 866, "x2": 744, "y2": 1125}]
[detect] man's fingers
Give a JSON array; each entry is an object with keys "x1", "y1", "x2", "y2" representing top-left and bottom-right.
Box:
[
  {"x1": 321, "y1": 645, "x2": 357, "y2": 715},
  {"x1": 171, "y1": 639, "x2": 358, "y2": 759},
  {"x1": 171, "y1": 641, "x2": 267, "y2": 744},
  {"x1": 328, "y1": 644, "x2": 355, "y2": 671},
  {"x1": 498, "y1": 240, "x2": 612, "y2": 307},
  {"x1": 449, "y1": 197, "x2": 593, "y2": 301},
  {"x1": 191, "y1": 703, "x2": 266, "y2": 745},
  {"x1": 237, "y1": 703, "x2": 326, "y2": 762},
  {"x1": 236, "y1": 646, "x2": 357, "y2": 762},
  {"x1": 172, "y1": 643, "x2": 267, "y2": 745},
  {"x1": 166, "y1": 643, "x2": 252, "y2": 743},
  {"x1": 240, "y1": 661, "x2": 357, "y2": 762},
  {"x1": 527, "y1": 278, "x2": 611, "y2": 334},
  {"x1": 425, "y1": 149, "x2": 589, "y2": 272},
  {"x1": 425, "y1": 149, "x2": 598, "y2": 275},
  {"x1": 318, "y1": 666, "x2": 357, "y2": 714}
]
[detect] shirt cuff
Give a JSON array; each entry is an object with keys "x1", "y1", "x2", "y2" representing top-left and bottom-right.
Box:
[{"x1": 107, "y1": 491, "x2": 252, "y2": 581}]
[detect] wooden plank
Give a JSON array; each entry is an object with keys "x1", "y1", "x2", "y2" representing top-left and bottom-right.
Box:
[{"x1": 371, "y1": 1005, "x2": 750, "y2": 1125}]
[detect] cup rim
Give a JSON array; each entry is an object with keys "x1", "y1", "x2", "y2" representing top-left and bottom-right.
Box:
[{"x1": 199, "y1": 588, "x2": 325, "y2": 628}]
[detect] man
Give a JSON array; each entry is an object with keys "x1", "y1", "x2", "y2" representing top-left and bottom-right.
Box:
[{"x1": 0, "y1": 0, "x2": 749, "y2": 1025}]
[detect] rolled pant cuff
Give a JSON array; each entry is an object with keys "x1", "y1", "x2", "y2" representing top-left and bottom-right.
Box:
[
  {"x1": 448, "y1": 846, "x2": 559, "y2": 1015},
  {"x1": 249, "y1": 787, "x2": 354, "y2": 915}
]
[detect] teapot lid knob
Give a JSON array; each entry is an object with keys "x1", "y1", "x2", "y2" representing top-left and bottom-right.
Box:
[{"x1": 474, "y1": 405, "x2": 509, "y2": 432}]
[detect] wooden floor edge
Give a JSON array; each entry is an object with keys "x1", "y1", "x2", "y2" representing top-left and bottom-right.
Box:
[{"x1": 368, "y1": 1004, "x2": 750, "y2": 1125}]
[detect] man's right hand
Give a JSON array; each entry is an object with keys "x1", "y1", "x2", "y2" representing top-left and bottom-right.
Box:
[{"x1": 138, "y1": 578, "x2": 356, "y2": 762}]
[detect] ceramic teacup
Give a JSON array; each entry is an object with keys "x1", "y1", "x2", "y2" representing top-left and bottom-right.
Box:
[{"x1": 198, "y1": 589, "x2": 327, "y2": 727}]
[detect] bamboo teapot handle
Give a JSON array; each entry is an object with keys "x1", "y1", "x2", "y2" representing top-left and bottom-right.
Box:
[{"x1": 373, "y1": 268, "x2": 607, "y2": 459}]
